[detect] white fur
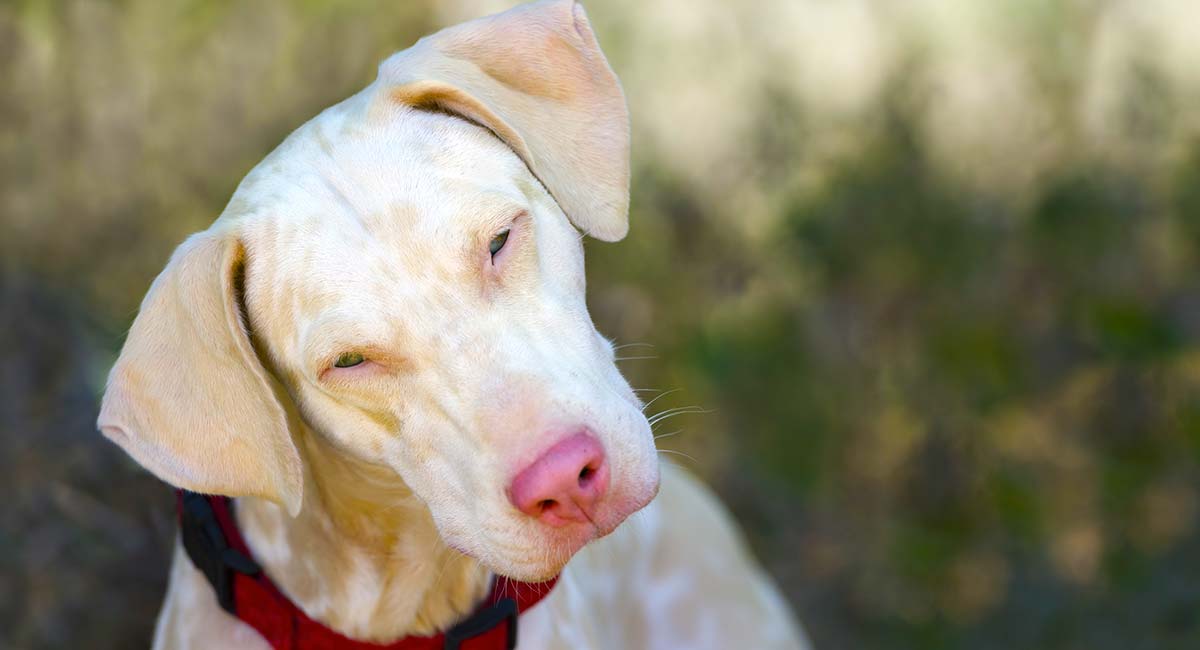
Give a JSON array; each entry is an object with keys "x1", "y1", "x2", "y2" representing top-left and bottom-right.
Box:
[{"x1": 99, "y1": 1, "x2": 808, "y2": 648}]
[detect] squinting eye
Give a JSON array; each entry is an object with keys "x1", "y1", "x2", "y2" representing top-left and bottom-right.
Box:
[
  {"x1": 333, "y1": 352, "x2": 365, "y2": 368},
  {"x1": 489, "y1": 229, "x2": 510, "y2": 257}
]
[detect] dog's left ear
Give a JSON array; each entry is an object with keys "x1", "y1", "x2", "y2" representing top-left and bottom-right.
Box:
[
  {"x1": 97, "y1": 230, "x2": 303, "y2": 515},
  {"x1": 381, "y1": 0, "x2": 630, "y2": 241}
]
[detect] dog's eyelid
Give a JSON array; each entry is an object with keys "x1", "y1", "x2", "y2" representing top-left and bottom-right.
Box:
[
  {"x1": 307, "y1": 343, "x2": 368, "y2": 375},
  {"x1": 318, "y1": 359, "x2": 368, "y2": 381},
  {"x1": 333, "y1": 352, "x2": 366, "y2": 368},
  {"x1": 487, "y1": 207, "x2": 528, "y2": 231},
  {"x1": 485, "y1": 209, "x2": 528, "y2": 262},
  {"x1": 489, "y1": 229, "x2": 510, "y2": 257},
  {"x1": 313, "y1": 344, "x2": 414, "y2": 382}
]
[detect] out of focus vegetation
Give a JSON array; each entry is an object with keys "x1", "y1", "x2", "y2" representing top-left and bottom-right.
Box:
[{"x1": 3, "y1": 1, "x2": 1200, "y2": 649}]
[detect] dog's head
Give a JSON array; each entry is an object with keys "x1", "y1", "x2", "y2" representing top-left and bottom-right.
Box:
[{"x1": 97, "y1": 0, "x2": 659, "y2": 581}]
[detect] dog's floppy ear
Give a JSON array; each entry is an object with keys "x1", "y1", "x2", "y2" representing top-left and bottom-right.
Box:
[
  {"x1": 98, "y1": 230, "x2": 303, "y2": 515},
  {"x1": 381, "y1": 0, "x2": 630, "y2": 241}
]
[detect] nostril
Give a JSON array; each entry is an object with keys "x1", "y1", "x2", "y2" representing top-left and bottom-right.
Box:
[{"x1": 508, "y1": 430, "x2": 610, "y2": 525}]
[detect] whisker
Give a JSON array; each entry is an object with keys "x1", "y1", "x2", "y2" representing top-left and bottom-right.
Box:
[
  {"x1": 428, "y1": 549, "x2": 461, "y2": 594},
  {"x1": 614, "y1": 355, "x2": 657, "y2": 362},
  {"x1": 653, "y1": 429, "x2": 682, "y2": 442},
  {"x1": 640, "y1": 388, "x2": 682, "y2": 412},
  {"x1": 647, "y1": 405, "x2": 707, "y2": 419},
  {"x1": 657, "y1": 448, "x2": 699, "y2": 464},
  {"x1": 647, "y1": 406, "x2": 711, "y2": 427},
  {"x1": 612, "y1": 342, "x2": 655, "y2": 352}
]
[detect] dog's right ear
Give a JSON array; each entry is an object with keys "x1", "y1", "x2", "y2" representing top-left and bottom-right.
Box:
[
  {"x1": 98, "y1": 230, "x2": 303, "y2": 516},
  {"x1": 380, "y1": 0, "x2": 631, "y2": 242}
]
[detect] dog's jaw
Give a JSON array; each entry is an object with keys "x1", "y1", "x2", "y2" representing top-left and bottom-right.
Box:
[
  {"x1": 230, "y1": 380, "x2": 657, "y2": 641},
  {"x1": 234, "y1": 419, "x2": 491, "y2": 643}
]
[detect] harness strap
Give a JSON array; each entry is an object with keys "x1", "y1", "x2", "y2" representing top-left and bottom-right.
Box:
[{"x1": 177, "y1": 490, "x2": 558, "y2": 650}]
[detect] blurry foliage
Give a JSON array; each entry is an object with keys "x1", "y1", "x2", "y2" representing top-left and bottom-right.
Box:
[{"x1": 4, "y1": 1, "x2": 1200, "y2": 649}]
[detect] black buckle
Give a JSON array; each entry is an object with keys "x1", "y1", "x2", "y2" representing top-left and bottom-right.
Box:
[
  {"x1": 179, "y1": 491, "x2": 260, "y2": 615},
  {"x1": 443, "y1": 597, "x2": 518, "y2": 650}
]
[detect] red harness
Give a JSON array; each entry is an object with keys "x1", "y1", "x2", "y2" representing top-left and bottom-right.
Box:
[{"x1": 178, "y1": 490, "x2": 558, "y2": 650}]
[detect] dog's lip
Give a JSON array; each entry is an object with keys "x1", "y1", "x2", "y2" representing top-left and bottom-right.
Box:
[
  {"x1": 579, "y1": 477, "x2": 661, "y2": 540},
  {"x1": 448, "y1": 474, "x2": 661, "y2": 578}
]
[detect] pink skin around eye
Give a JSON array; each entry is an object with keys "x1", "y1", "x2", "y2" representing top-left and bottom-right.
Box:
[
  {"x1": 486, "y1": 212, "x2": 527, "y2": 274},
  {"x1": 318, "y1": 359, "x2": 377, "y2": 382},
  {"x1": 490, "y1": 234, "x2": 513, "y2": 268}
]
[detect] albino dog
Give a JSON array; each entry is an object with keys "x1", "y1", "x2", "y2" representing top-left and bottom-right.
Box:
[{"x1": 98, "y1": 1, "x2": 808, "y2": 648}]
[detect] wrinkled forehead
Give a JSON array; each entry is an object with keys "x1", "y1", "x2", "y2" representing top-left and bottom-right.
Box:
[
  {"x1": 233, "y1": 104, "x2": 538, "y2": 333},
  {"x1": 299, "y1": 103, "x2": 533, "y2": 236}
]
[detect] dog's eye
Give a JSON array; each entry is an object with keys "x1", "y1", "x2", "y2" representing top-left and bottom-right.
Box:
[
  {"x1": 333, "y1": 352, "x2": 365, "y2": 368},
  {"x1": 489, "y1": 229, "x2": 510, "y2": 257}
]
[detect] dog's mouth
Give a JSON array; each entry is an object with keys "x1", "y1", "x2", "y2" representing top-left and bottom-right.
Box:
[
  {"x1": 442, "y1": 473, "x2": 660, "y2": 582},
  {"x1": 541, "y1": 473, "x2": 661, "y2": 570}
]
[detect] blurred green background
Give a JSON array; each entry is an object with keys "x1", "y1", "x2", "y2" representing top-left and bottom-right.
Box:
[{"x1": 4, "y1": 1, "x2": 1200, "y2": 648}]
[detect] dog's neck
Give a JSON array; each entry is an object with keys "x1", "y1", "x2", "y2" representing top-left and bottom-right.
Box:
[{"x1": 235, "y1": 424, "x2": 491, "y2": 643}]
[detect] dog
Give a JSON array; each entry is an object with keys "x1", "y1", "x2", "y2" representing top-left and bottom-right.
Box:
[{"x1": 98, "y1": 1, "x2": 808, "y2": 648}]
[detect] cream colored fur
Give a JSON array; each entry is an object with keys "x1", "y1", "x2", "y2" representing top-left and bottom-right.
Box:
[{"x1": 98, "y1": 1, "x2": 808, "y2": 648}]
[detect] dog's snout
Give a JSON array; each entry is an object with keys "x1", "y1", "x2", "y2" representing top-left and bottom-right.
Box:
[{"x1": 508, "y1": 430, "x2": 609, "y2": 526}]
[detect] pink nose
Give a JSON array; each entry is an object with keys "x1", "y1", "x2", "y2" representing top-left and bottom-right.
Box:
[{"x1": 508, "y1": 431, "x2": 610, "y2": 526}]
